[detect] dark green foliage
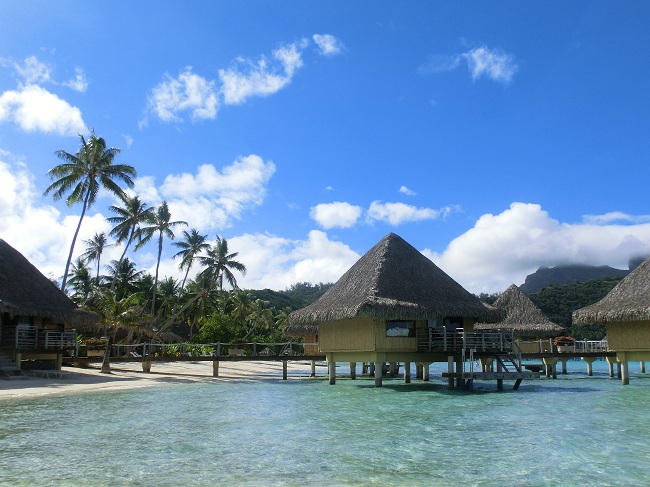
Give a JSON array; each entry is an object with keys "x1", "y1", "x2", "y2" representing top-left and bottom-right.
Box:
[
  {"x1": 528, "y1": 277, "x2": 622, "y2": 339},
  {"x1": 475, "y1": 292, "x2": 501, "y2": 305},
  {"x1": 281, "y1": 282, "x2": 332, "y2": 308},
  {"x1": 249, "y1": 288, "x2": 298, "y2": 311}
]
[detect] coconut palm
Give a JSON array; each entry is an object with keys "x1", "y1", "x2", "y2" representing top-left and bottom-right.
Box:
[
  {"x1": 173, "y1": 229, "x2": 210, "y2": 289},
  {"x1": 136, "y1": 201, "x2": 187, "y2": 314},
  {"x1": 80, "y1": 232, "x2": 111, "y2": 284},
  {"x1": 104, "y1": 257, "x2": 143, "y2": 299},
  {"x1": 198, "y1": 236, "x2": 247, "y2": 291},
  {"x1": 107, "y1": 195, "x2": 153, "y2": 285},
  {"x1": 44, "y1": 132, "x2": 136, "y2": 290},
  {"x1": 67, "y1": 257, "x2": 94, "y2": 302}
]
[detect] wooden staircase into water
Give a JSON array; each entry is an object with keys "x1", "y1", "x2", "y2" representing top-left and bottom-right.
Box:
[{"x1": 0, "y1": 352, "x2": 27, "y2": 380}]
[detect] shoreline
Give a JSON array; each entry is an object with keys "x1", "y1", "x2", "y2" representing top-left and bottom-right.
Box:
[{"x1": 0, "y1": 360, "x2": 326, "y2": 400}]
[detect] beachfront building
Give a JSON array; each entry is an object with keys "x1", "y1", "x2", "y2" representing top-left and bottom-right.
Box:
[
  {"x1": 284, "y1": 323, "x2": 320, "y2": 355},
  {"x1": 0, "y1": 239, "x2": 98, "y2": 375},
  {"x1": 475, "y1": 284, "x2": 565, "y2": 352},
  {"x1": 288, "y1": 233, "x2": 534, "y2": 388},
  {"x1": 573, "y1": 256, "x2": 650, "y2": 384}
]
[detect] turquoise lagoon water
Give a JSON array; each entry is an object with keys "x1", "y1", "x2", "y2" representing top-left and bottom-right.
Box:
[{"x1": 1, "y1": 360, "x2": 649, "y2": 486}]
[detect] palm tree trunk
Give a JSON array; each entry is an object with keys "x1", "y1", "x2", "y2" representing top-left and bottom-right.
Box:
[
  {"x1": 110, "y1": 234, "x2": 133, "y2": 291},
  {"x1": 151, "y1": 232, "x2": 163, "y2": 314},
  {"x1": 61, "y1": 190, "x2": 90, "y2": 291},
  {"x1": 100, "y1": 335, "x2": 113, "y2": 373}
]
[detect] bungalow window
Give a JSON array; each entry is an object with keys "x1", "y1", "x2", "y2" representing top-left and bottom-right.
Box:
[{"x1": 386, "y1": 320, "x2": 415, "y2": 337}]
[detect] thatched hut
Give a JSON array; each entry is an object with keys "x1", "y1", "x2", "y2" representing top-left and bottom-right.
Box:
[
  {"x1": 475, "y1": 284, "x2": 565, "y2": 352},
  {"x1": 573, "y1": 255, "x2": 650, "y2": 384},
  {"x1": 288, "y1": 233, "x2": 497, "y2": 385},
  {"x1": 283, "y1": 323, "x2": 320, "y2": 354},
  {"x1": 0, "y1": 239, "x2": 98, "y2": 371}
]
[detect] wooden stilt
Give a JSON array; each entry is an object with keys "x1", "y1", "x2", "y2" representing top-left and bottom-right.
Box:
[
  {"x1": 282, "y1": 360, "x2": 288, "y2": 380},
  {"x1": 350, "y1": 362, "x2": 357, "y2": 380},
  {"x1": 310, "y1": 360, "x2": 316, "y2": 377},
  {"x1": 582, "y1": 356, "x2": 596, "y2": 376},
  {"x1": 641, "y1": 362, "x2": 646, "y2": 373},
  {"x1": 404, "y1": 361, "x2": 411, "y2": 384},
  {"x1": 561, "y1": 360, "x2": 567, "y2": 375},
  {"x1": 328, "y1": 361, "x2": 336, "y2": 385},
  {"x1": 374, "y1": 361, "x2": 383, "y2": 387},
  {"x1": 455, "y1": 356, "x2": 463, "y2": 388},
  {"x1": 416, "y1": 363, "x2": 423, "y2": 379},
  {"x1": 212, "y1": 360, "x2": 219, "y2": 377},
  {"x1": 621, "y1": 360, "x2": 629, "y2": 385},
  {"x1": 496, "y1": 359, "x2": 503, "y2": 391},
  {"x1": 447, "y1": 357, "x2": 454, "y2": 389},
  {"x1": 617, "y1": 362, "x2": 622, "y2": 379},
  {"x1": 423, "y1": 363, "x2": 430, "y2": 382}
]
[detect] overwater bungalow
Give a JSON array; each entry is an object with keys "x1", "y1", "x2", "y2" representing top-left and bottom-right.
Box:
[
  {"x1": 0, "y1": 239, "x2": 98, "y2": 376},
  {"x1": 573, "y1": 255, "x2": 650, "y2": 384},
  {"x1": 288, "y1": 233, "x2": 535, "y2": 388},
  {"x1": 475, "y1": 284, "x2": 565, "y2": 353}
]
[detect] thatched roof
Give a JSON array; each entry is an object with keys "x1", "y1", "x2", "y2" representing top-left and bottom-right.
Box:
[
  {"x1": 0, "y1": 239, "x2": 98, "y2": 326},
  {"x1": 288, "y1": 233, "x2": 493, "y2": 326},
  {"x1": 573, "y1": 256, "x2": 650, "y2": 324},
  {"x1": 475, "y1": 284, "x2": 565, "y2": 337},
  {"x1": 284, "y1": 323, "x2": 319, "y2": 337}
]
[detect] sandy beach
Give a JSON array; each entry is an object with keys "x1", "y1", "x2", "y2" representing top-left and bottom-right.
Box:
[{"x1": 0, "y1": 360, "x2": 325, "y2": 400}]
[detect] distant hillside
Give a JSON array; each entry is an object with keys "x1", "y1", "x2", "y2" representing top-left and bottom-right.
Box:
[
  {"x1": 519, "y1": 264, "x2": 629, "y2": 294},
  {"x1": 528, "y1": 277, "x2": 623, "y2": 339},
  {"x1": 249, "y1": 282, "x2": 332, "y2": 311}
]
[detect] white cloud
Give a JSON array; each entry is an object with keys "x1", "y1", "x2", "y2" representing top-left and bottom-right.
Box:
[
  {"x1": 158, "y1": 154, "x2": 276, "y2": 229},
  {"x1": 310, "y1": 202, "x2": 362, "y2": 229},
  {"x1": 367, "y1": 201, "x2": 455, "y2": 225},
  {"x1": 14, "y1": 56, "x2": 52, "y2": 84},
  {"x1": 63, "y1": 67, "x2": 88, "y2": 92},
  {"x1": 228, "y1": 230, "x2": 360, "y2": 289},
  {"x1": 583, "y1": 211, "x2": 650, "y2": 225},
  {"x1": 148, "y1": 67, "x2": 219, "y2": 122},
  {"x1": 399, "y1": 185, "x2": 416, "y2": 196},
  {"x1": 312, "y1": 34, "x2": 345, "y2": 56},
  {"x1": 425, "y1": 202, "x2": 650, "y2": 294},
  {"x1": 219, "y1": 42, "x2": 304, "y2": 105},
  {"x1": 0, "y1": 84, "x2": 87, "y2": 135},
  {"x1": 462, "y1": 46, "x2": 518, "y2": 83}
]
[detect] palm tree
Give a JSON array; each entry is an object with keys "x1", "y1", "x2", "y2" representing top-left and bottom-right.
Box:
[
  {"x1": 136, "y1": 201, "x2": 187, "y2": 314},
  {"x1": 107, "y1": 195, "x2": 153, "y2": 285},
  {"x1": 198, "y1": 236, "x2": 247, "y2": 291},
  {"x1": 80, "y1": 232, "x2": 111, "y2": 284},
  {"x1": 104, "y1": 257, "x2": 143, "y2": 299},
  {"x1": 67, "y1": 257, "x2": 94, "y2": 302},
  {"x1": 44, "y1": 132, "x2": 136, "y2": 290},
  {"x1": 173, "y1": 229, "x2": 209, "y2": 289}
]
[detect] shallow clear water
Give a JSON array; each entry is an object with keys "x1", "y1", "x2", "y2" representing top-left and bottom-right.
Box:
[{"x1": 1, "y1": 360, "x2": 649, "y2": 486}]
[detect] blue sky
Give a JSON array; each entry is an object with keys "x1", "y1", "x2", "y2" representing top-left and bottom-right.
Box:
[{"x1": 2, "y1": 2, "x2": 650, "y2": 294}]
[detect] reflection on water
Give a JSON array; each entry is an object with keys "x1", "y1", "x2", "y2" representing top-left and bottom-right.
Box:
[{"x1": 1, "y1": 359, "x2": 649, "y2": 486}]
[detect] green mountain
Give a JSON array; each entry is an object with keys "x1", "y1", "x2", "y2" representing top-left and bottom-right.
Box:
[{"x1": 519, "y1": 264, "x2": 629, "y2": 294}]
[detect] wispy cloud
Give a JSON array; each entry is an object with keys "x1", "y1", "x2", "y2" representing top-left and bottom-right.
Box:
[
  {"x1": 310, "y1": 202, "x2": 362, "y2": 229},
  {"x1": 462, "y1": 46, "x2": 518, "y2": 83},
  {"x1": 14, "y1": 56, "x2": 52, "y2": 85},
  {"x1": 63, "y1": 67, "x2": 88, "y2": 93},
  {"x1": 419, "y1": 44, "x2": 518, "y2": 84},
  {"x1": 583, "y1": 211, "x2": 650, "y2": 225},
  {"x1": 399, "y1": 185, "x2": 416, "y2": 196},
  {"x1": 147, "y1": 67, "x2": 219, "y2": 123},
  {"x1": 146, "y1": 34, "x2": 344, "y2": 124},
  {"x1": 219, "y1": 42, "x2": 304, "y2": 105},
  {"x1": 367, "y1": 201, "x2": 456, "y2": 225},
  {"x1": 313, "y1": 34, "x2": 345, "y2": 56}
]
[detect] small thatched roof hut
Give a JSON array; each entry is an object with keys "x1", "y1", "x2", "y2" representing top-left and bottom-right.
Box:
[
  {"x1": 475, "y1": 284, "x2": 565, "y2": 338},
  {"x1": 573, "y1": 256, "x2": 650, "y2": 324},
  {"x1": 0, "y1": 239, "x2": 98, "y2": 327},
  {"x1": 289, "y1": 233, "x2": 493, "y2": 326}
]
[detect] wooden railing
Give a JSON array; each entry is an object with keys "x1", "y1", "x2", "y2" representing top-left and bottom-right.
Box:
[
  {"x1": 515, "y1": 338, "x2": 609, "y2": 354},
  {"x1": 416, "y1": 328, "x2": 515, "y2": 353},
  {"x1": 105, "y1": 341, "x2": 321, "y2": 359},
  {"x1": 15, "y1": 326, "x2": 77, "y2": 350}
]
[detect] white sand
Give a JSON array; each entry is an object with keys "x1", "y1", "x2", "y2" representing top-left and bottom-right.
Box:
[{"x1": 0, "y1": 360, "x2": 325, "y2": 400}]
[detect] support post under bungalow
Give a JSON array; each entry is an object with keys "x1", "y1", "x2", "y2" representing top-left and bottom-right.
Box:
[
  {"x1": 142, "y1": 360, "x2": 152, "y2": 373},
  {"x1": 374, "y1": 361, "x2": 383, "y2": 387},
  {"x1": 213, "y1": 360, "x2": 219, "y2": 377},
  {"x1": 282, "y1": 360, "x2": 288, "y2": 380},
  {"x1": 621, "y1": 360, "x2": 629, "y2": 385},
  {"x1": 496, "y1": 358, "x2": 504, "y2": 391},
  {"x1": 606, "y1": 356, "x2": 616, "y2": 377},
  {"x1": 404, "y1": 361, "x2": 411, "y2": 384},
  {"x1": 328, "y1": 361, "x2": 336, "y2": 385},
  {"x1": 561, "y1": 359, "x2": 568, "y2": 375},
  {"x1": 350, "y1": 362, "x2": 356, "y2": 380},
  {"x1": 447, "y1": 356, "x2": 454, "y2": 389},
  {"x1": 455, "y1": 355, "x2": 463, "y2": 389},
  {"x1": 310, "y1": 360, "x2": 316, "y2": 377},
  {"x1": 641, "y1": 362, "x2": 646, "y2": 373},
  {"x1": 422, "y1": 363, "x2": 430, "y2": 382},
  {"x1": 582, "y1": 356, "x2": 596, "y2": 376}
]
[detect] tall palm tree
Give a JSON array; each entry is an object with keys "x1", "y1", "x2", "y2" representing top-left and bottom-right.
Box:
[
  {"x1": 67, "y1": 257, "x2": 94, "y2": 302},
  {"x1": 44, "y1": 132, "x2": 136, "y2": 290},
  {"x1": 107, "y1": 195, "x2": 153, "y2": 285},
  {"x1": 172, "y1": 229, "x2": 209, "y2": 289},
  {"x1": 80, "y1": 232, "x2": 111, "y2": 284},
  {"x1": 198, "y1": 236, "x2": 247, "y2": 291},
  {"x1": 104, "y1": 257, "x2": 143, "y2": 299},
  {"x1": 136, "y1": 201, "x2": 187, "y2": 314}
]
